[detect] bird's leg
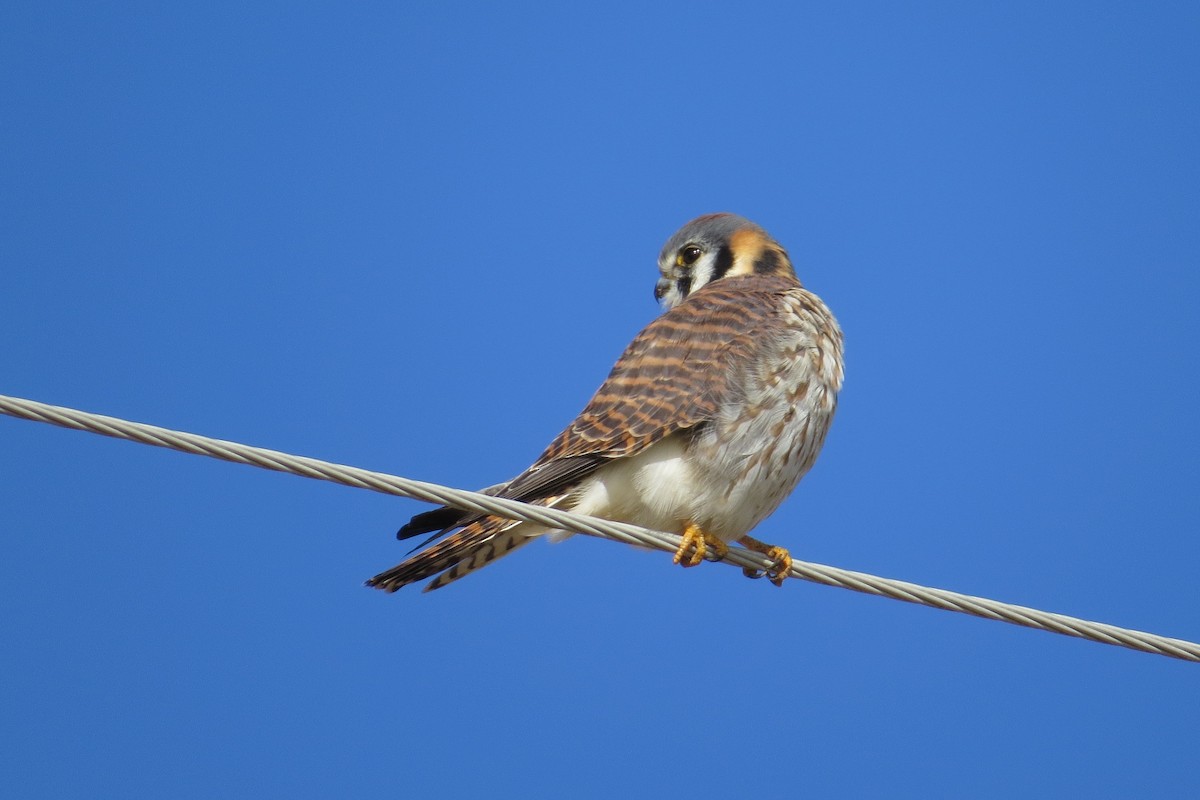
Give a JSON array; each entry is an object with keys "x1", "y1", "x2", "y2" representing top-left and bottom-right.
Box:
[
  {"x1": 737, "y1": 535, "x2": 793, "y2": 587},
  {"x1": 673, "y1": 522, "x2": 728, "y2": 568}
]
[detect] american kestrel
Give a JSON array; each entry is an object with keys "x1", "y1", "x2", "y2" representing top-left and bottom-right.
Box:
[{"x1": 368, "y1": 213, "x2": 844, "y2": 592}]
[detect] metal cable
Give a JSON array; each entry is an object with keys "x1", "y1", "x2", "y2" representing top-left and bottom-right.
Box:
[{"x1": 1, "y1": 392, "x2": 1196, "y2": 663}]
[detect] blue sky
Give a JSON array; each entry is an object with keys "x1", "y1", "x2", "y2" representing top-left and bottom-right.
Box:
[{"x1": 2, "y1": 2, "x2": 1198, "y2": 797}]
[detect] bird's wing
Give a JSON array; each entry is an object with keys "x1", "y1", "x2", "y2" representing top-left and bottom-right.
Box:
[
  {"x1": 371, "y1": 275, "x2": 798, "y2": 591},
  {"x1": 533, "y1": 275, "x2": 794, "y2": 464}
]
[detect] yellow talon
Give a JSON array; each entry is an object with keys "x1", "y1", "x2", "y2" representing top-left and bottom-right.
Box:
[
  {"x1": 707, "y1": 536, "x2": 729, "y2": 562},
  {"x1": 673, "y1": 523, "x2": 728, "y2": 568},
  {"x1": 737, "y1": 535, "x2": 793, "y2": 587}
]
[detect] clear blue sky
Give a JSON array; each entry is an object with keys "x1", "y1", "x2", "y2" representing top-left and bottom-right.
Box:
[{"x1": 2, "y1": 3, "x2": 1198, "y2": 797}]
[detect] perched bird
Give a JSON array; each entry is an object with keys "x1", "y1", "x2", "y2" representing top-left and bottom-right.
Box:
[{"x1": 368, "y1": 213, "x2": 844, "y2": 592}]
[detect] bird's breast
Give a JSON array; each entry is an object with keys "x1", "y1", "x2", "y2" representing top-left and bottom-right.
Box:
[
  {"x1": 685, "y1": 289, "x2": 844, "y2": 537},
  {"x1": 569, "y1": 287, "x2": 843, "y2": 542}
]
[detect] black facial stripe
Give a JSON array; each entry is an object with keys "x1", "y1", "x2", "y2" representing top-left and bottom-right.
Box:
[
  {"x1": 711, "y1": 244, "x2": 735, "y2": 282},
  {"x1": 753, "y1": 248, "x2": 782, "y2": 274},
  {"x1": 676, "y1": 274, "x2": 692, "y2": 298}
]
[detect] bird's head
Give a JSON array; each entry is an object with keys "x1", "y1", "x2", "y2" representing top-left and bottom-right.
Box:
[{"x1": 654, "y1": 213, "x2": 796, "y2": 310}]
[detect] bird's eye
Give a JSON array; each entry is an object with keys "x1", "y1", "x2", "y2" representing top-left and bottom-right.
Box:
[{"x1": 678, "y1": 245, "x2": 702, "y2": 267}]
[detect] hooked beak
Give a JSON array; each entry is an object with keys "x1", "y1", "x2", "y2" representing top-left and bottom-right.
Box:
[{"x1": 654, "y1": 278, "x2": 670, "y2": 302}]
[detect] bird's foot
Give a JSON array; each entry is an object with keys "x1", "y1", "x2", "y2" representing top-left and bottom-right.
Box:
[
  {"x1": 673, "y1": 523, "x2": 728, "y2": 568},
  {"x1": 737, "y1": 535, "x2": 792, "y2": 587}
]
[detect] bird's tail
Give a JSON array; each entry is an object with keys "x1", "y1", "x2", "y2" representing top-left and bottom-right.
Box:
[{"x1": 367, "y1": 496, "x2": 566, "y2": 592}]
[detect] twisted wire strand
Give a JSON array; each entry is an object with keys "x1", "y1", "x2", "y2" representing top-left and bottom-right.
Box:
[{"x1": 1, "y1": 392, "x2": 1196, "y2": 663}]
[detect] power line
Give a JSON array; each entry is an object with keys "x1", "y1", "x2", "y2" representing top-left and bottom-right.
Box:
[{"x1": 1, "y1": 392, "x2": 1196, "y2": 663}]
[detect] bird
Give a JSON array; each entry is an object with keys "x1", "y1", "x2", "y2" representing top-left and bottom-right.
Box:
[{"x1": 367, "y1": 213, "x2": 844, "y2": 593}]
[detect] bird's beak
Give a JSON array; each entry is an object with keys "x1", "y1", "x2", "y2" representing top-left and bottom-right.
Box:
[{"x1": 654, "y1": 278, "x2": 670, "y2": 302}]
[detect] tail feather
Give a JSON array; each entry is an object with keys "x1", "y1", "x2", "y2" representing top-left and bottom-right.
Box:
[
  {"x1": 368, "y1": 496, "x2": 566, "y2": 592},
  {"x1": 421, "y1": 528, "x2": 537, "y2": 592},
  {"x1": 396, "y1": 481, "x2": 511, "y2": 542}
]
